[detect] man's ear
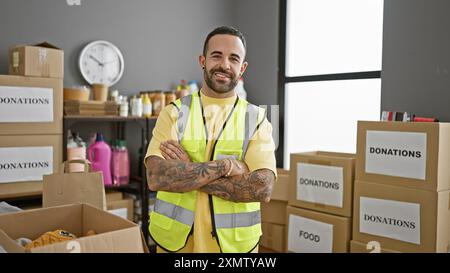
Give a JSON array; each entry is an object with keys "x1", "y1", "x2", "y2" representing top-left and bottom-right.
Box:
[
  {"x1": 199, "y1": 55, "x2": 206, "y2": 69},
  {"x1": 240, "y1": 61, "x2": 248, "y2": 76}
]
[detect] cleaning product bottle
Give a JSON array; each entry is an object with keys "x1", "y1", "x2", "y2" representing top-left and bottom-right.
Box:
[
  {"x1": 88, "y1": 133, "x2": 112, "y2": 186},
  {"x1": 112, "y1": 140, "x2": 130, "y2": 185}
]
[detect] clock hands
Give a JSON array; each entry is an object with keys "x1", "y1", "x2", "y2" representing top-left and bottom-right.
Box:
[{"x1": 89, "y1": 55, "x2": 104, "y2": 67}]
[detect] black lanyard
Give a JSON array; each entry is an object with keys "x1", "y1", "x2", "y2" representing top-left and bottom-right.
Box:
[{"x1": 198, "y1": 91, "x2": 239, "y2": 160}]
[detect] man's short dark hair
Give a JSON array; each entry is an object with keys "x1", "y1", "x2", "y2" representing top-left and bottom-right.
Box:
[{"x1": 203, "y1": 26, "x2": 247, "y2": 56}]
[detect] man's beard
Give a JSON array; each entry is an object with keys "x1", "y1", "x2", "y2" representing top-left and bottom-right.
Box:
[{"x1": 204, "y1": 67, "x2": 239, "y2": 93}]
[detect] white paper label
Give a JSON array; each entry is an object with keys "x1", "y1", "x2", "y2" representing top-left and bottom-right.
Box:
[
  {"x1": 359, "y1": 197, "x2": 421, "y2": 245},
  {"x1": 0, "y1": 86, "x2": 53, "y2": 123},
  {"x1": 0, "y1": 147, "x2": 53, "y2": 183},
  {"x1": 287, "y1": 214, "x2": 333, "y2": 253},
  {"x1": 365, "y1": 130, "x2": 427, "y2": 180},
  {"x1": 297, "y1": 163, "x2": 344, "y2": 208},
  {"x1": 108, "y1": 208, "x2": 128, "y2": 220}
]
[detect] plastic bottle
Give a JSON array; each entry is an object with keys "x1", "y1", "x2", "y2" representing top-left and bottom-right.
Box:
[
  {"x1": 112, "y1": 140, "x2": 130, "y2": 185},
  {"x1": 120, "y1": 96, "x2": 129, "y2": 117},
  {"x1": 131, "y1": 95, "x2": 143, "y2": 117},
  {"x1": 88, "y1": 133, "x2": 112, "y2": 186},
  {"x1": 152, "y1": 91, "x2": 165, "y2": 116},
  {"x1": 142, "y1": 93, "x2": 152, "y2": 118},
  {"x1": 67, "y1": 131, "x2": 86, "y2": 172}
]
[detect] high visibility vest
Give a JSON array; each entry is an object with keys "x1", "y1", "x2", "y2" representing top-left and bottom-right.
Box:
[{"x1": 149, "y1": 91, "x2": 264, "y2": 253}]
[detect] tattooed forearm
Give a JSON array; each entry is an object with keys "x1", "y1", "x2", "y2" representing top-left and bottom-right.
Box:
[
  {"x1": 145, "y1": 156, "x2": 230, "y2": 193},
  {"x1": 199, "y1": 169, "x2": 275, "y2": 203}
]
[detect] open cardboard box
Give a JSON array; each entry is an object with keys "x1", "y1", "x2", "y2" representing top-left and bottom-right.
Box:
[
  {"x1": 0, "y1": 160, "x2": 148, "y2": 253},
  {"x1": 0, "y1": 203, "x2": 147, "y2": 253}
]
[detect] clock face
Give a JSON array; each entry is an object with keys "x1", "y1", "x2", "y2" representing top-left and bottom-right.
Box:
[{"x1": 79, "y1": 40, "x2": 124, "y2": 86}]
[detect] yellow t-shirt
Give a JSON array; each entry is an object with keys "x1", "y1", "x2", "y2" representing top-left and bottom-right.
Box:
[{"x1": 145, "y1": 91, "x2": 277, "y2": 253}]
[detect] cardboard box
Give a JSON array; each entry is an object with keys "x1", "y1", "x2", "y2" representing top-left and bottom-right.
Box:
[
  {"x1": 350, "y1": 240, "x2": 400, "y2": 253},
  {"x1": 0, "y1": 203, "x2": 146, "y2": 253},
  {"x1": 353, "y1": 180, "x2": 450, "y2": 252},
  {"x1": 289, "y1": 151, "x2": 356, "y2": 217},
  {"x1": 9, "y1": 42, "x2": 64, "y2": 79},
  {"x1": 286, "y1": 206, "x2": 351, "y2": 253},
  {"x1": 261, "y1": 222, "x2": 285, "y2": 252},
  {"x1": 261, "y1": 200, "x2": 288, "y2": 225},
  {"x1": 107, "y1": 198, "x2": 134, "y2": 222},
  {"x1": 0, "y1": 75, "x2": 63, "y2": 135},
  {"x1": 271, "y1": 168, "x2": 289, "y2": 201},
  {"x1": 0, "y1": 134, "x2": 62, "y2": 199},
  {"x1": 356, "y1": 121, "x2": 450, "y2": 191},
  {"x1": 106, "y1": 191, "x2": 124, "y2": 203}
]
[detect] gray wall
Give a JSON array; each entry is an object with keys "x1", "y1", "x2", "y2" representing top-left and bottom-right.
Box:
[
  {"x1": 234, "y1": 0, "x2": 279, "y2": 109},
  {"x1": 0, "y1": 0, "x2": 235, "y2": 92},
  {"x1": 0, "y1": 0, "x2": 279, "y2": 108},
  {"x1": 234, "y1": 0, "x2": 280, "y2": 156},
  {"x1": 0, "y1": 0, "x2": 280, "y2": 174},
  {"x1": 381, "y1": 0, "x2": 450, "y2": 121}
]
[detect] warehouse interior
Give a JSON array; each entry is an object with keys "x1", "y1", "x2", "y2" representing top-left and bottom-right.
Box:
[{"x1": 0, "y1": 0, "x2": 449, "y2": 254}]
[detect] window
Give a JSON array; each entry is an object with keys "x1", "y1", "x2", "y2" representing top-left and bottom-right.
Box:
[{"x1": 280, "y1": 0, "x2": 384, "y2": 168}]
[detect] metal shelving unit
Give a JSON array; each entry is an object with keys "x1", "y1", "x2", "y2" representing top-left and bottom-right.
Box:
[{"x1": 63, "y1": 115, "x2": 156, "y2": 246}]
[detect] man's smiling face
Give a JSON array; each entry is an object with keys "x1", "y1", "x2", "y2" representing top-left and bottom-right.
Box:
[{"x1": 202, "y1": 34, "x2": 247, "y2": 94}]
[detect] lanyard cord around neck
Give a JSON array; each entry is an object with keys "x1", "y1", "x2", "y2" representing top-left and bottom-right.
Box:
[{"x1": 198, "y1": 91, "x2": 239, "y2": 159}]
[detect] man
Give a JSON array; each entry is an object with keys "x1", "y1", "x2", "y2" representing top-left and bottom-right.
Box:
[{"x1": 145, "y1": 26, "x2": 277, "y2": 253}]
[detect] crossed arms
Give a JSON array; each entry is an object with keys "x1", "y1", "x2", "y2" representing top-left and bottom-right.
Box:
[{"x1": 145, "y1": 140, "x2": 275, "y2": 203}]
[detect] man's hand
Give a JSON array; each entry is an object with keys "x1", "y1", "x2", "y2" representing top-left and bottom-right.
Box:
[{"x1": 160, "y1": 140, "x2": 191, "y2": 163}]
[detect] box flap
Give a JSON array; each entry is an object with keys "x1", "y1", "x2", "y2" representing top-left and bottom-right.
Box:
[{"x1": 33, "y1": 42, "x2": 61, "y2": 50}]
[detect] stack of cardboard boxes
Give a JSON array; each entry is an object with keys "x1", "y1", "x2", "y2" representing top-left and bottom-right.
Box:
[
  {"x1": 351, "y1": 121, "x2": 450, "y2": 253},
  {"x1": 286, "y1": 152, "x2": 355, "y2": 253},
  {"x1": 260, "y1": 169, "x2": 290, "y2": 252},
  {"x1": 0, "y1": 43, "x2": 63, "y2": 199}
]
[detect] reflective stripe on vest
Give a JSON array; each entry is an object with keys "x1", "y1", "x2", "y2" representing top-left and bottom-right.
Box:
[
  {"x1": 177, "y1": 95, "x2": 192, "y2": 143},
  {"x1": 214, "y1": 210, "x2": 261, "y2": 229},
  {"x1": 154, "y1": 198, "x2": 194, "y2": 227},
  {"x1": 242, "y1": 104, "x2": 260, "y2": 159}
]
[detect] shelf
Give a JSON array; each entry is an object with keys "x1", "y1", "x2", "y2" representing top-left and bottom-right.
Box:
[
  {"x1": 105, "y1": 179, "x2": 142, "y2": 194},
  {"x1": 64, "y1": 115, "x2": 157, "y2": 122},
  {"x1": 63, "y1": 113, "x2": 153, "y2": 247}
]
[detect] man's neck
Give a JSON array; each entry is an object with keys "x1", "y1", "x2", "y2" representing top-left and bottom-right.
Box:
[{"x1": 201, "y1": 85, "x2": 236, "y2": 99}]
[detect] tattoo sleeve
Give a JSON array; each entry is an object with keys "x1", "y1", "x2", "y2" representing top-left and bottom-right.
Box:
[
  {"x1": 199, "y1": 168, "x2": 275, "y2": 203},
  {"x1": 145, "y1": 155, "x2": 230, "y2": 193}
]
